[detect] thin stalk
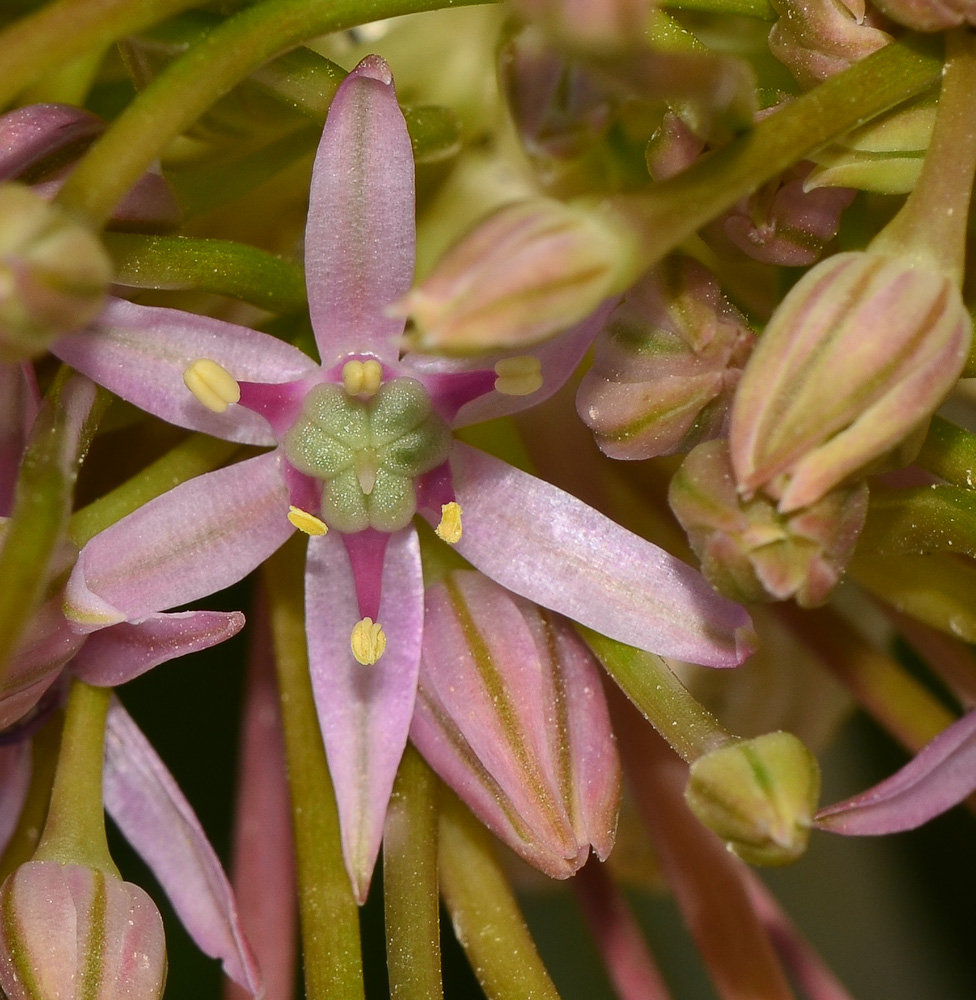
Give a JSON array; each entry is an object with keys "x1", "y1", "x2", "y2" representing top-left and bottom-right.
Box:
[
  {"x1": 53, "y1": 0, "x2": 491, "y2": 226},
  {"x1": 580, "y1": 628, "x2": 734, "y2": 763},
  {"x1": 0, "y1": 0, "x2": 202, "y2": 108},
  {"x1": 264, "y1": 538, "x2": 365, "y2": 1000},
  {"x1": 33, "y1": 681, "x2": 116, "y2": 873},
  {"x1": 383, "y1": 744, "x2": 443, "y2": 1000},
  {"x1": 0, "y1": 373, "x2": 107, "y2": 677},
  {"x1": 605, "y1": 37, "x2": 943, "y2": 281},
  {"x1": 870, "y1": 28, "x2": 976, "y2": 281},
  {"x1": 916, "y1": 416, "x2": 976, "y2": 488},
  {"x1": 438, "y1": 788, "x2": 561, "y2": 1000}
]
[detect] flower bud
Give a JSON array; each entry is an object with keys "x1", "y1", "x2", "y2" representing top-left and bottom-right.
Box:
[
  {"x1": 0, "y1": 860, "x2": 166, "y2": 1000},
  {"x1": 396, "y1": 197, "x2": 639, "y2": 353},
  {"x1": 729, "y1": 251, "x2": 972, "y2": 513},
  {"x1": 768, "y1": 0, "x2": 892, "y2": 89},
  {"x1": 669, "y1": 439, "x2": 868, "y2": 607},
  {"x1": 720, "y1": 162, "x2": 855, "y2": 267},
  {"x1": 0, "y1": 184, "x2": 112, "y2": 361},
  {"x1": 871, "y1": 0, "x2": 975, "y2": 30},
  {"x1": 685, "y1": 731, "x2": 821, "y2": 866},
  {"x1": 577, "y1": 257, "x2": 755, "y2": 459},
  {"x1": 411, "y1": 571, "x2": 620, "y2": 877},
  {"x1": 510, "y1": 0, "x2": 654, "y2": 52},
  {"x1": 806, "y1": 95, "x2": 935, "y2": 195}
]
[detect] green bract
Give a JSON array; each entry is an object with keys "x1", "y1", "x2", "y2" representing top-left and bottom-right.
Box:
[{"x1": 283, "y1": 377, "x2": 452, "y2": 533}]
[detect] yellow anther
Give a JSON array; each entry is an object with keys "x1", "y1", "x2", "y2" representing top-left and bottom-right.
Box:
[
  {"x1": 183, "y1": 359, "x2": 241, "y2": 413},
  {"x1": 494, "y1": 356, "x2": 543, "y2": 396},
  {"x1": 287, "y1": 505, "x2": 329, "y2": 536},
  {"x1": 342, "y1": 358, "x2": 383, "y2": 397},
  {"x1": 435, "y1": 501, "x2": 463, "y2": 544},
  {"x1": 350, "y1": 617, "x2": 387, "y2": 665}
]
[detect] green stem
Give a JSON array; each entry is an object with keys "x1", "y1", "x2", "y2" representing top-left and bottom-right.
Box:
[
  {"x1": 33, "y1": 681, "x2": 116, "y2": 874},
  {"x1": 383, "y1": 744, "x2": 443, "y2": 1000},
  {"x1": 916, "y1": 415, "x2": 976, "y2": 488},
  {"x1": 438, "y1": 788, "x2": 561, "y2": 1000},
  {"x1": 103, "y1": 233, "x2": 307, "y2": 314},
  {"x1": 53, "y1": 0, "x2": 491, "y2": 226},
  {"x1": 579, "y1": 628, "x2": 734, "y2": 763},
  {"x1": 263, "y1": 538, "x2": 365, "y2": 1000},
  {"x1": 662, "y1": 0, "x2": 775, "y2": 17},
  {"x1": 0, "y1": 372, "x2": 107, "y2": 678},
  {"x1": 604, "y1": 36, "x2": 943, "y2": 281},
  {"x1": 870, "y1": 29, "x2": 976, "y2": 281},
  {"x1": 0, "y1": 0, "x2": 203, "y2": 108},
  {"x1": 69, "y1": 433, "x2": 240, "y2": 546}
]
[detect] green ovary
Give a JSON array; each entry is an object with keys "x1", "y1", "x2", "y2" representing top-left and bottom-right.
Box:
[{"x1": 283, "y1": 377, "x2": 452, "y2": 533}]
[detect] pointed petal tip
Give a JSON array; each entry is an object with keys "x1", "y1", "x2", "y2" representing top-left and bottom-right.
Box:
[{"x1": 352, "y1": 54, "x2": 394, "y2": 86}]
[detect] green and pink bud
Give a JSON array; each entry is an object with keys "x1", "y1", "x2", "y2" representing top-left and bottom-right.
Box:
[
  {"x1": 768, "y1": 0, "x2": 892, "y2": 89},
  {"x1": 411, "y1": 571, "x2": 620, "y2": 877},
  {"x1": 396, "y1": 197, "x2": 640, "y2": 353},
  {"x1": 669, "y1": 439, "x2": 868, "y2": 607},
  {"x1": 871, "y1": 0, "x2": 975, "y2": 30},
  {"x1": 0, "y1": 183, "x2": 112, "y2": 361},
  {"x1": 577, "y1": 257, "x2": 755, "y2": 459},
  {"x1": 0, "y1": 861, "x2": 166, "y2": 1000},
  {"x1": 685, "y1": 731, "x2": 821, "y2": 866},
  {"x1": 728, "y1": 251, "x2": 972, "y2": 514}
]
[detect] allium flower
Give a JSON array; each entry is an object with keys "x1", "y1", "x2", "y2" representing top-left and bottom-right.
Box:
[{"x1": 55, "y1": 55, "x2": 753, "y2": 900}]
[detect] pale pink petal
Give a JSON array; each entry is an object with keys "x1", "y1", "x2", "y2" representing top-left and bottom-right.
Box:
[
  {"x1": 52, "y1": 298, "x2": 318, "y2": 446},
  {"x1": 71, "y1": 611, "x2": 246, "y2": 686},
  {"x1": 0, "y1": 103, "x2": 102, "y2": 181},
  {"x1": 103, "y1": 701, "x2": 262, "y2": 995},
  {"x1": 305, "y1": 55, "x2": 414, "y2": 366},
  {"x1": 450, "y1": 300, "x2": 616, "y2": 428},
  {"x1": 304, "y1": 526, "x2": 424, "y2": 902},
  {"x1": 815, "y1": 708, "x2": 976, "y2": 835},
  {"x1": 63, "y1": 453, "x2": 292, "y2": 630},
  {"x1": 0, "y1": 742, "x2": 31, "y2": 856},
  {"x1": 447, "y1": 443, "x2": 755, "y2": 667}
]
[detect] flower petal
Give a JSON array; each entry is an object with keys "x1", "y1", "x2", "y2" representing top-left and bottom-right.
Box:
[
  {"x1": 814, "y1": 708, "x2": 976, "y2": 835},
  {"x1": 450, "y1": 300, "x2": 616, "y2": 428},
  {"x1": 304, "y1": 526, "x2": 424, "y2": 902},
  {"x1": 447, "y1": 443, "x2": 754, "y2": 667},
  {"x1": 0, "y1": 104, "x2": 103, "y2": 182},
  {"x1": 0, "y1": 741, "x2": 31, "y2": 857},
  {"x1": 103, "y1": 701, "x2": 262, "y2": 995},
  {"x1": 305, "y1": 55, "x2": 414, "y2": 365},
  {"x1": 0, "y1": 363, "x2": 39, "y2": 516},
  {"x1": 64, "y1": 452, "x2": 292, "y2": 630},
  {"x1": 71, "y1": 611, "x2": 245, "y2": 686},
  {"x1": 52, "y1": 298, "x2": 318, "y2": 446}
]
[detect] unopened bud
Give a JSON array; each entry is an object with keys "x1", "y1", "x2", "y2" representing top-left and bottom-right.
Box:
[
  {"x1": 720, "y1": 161, "x2": 855, "y2": 267},
  {"x1": 0, "y1": 184, "x2": 112, "y2": 361},
  {"x1": 768, "y1": 0, "x2": 892, "y2": 89},
  {"x1": 729, "y1": 251, "x2": 971, "y2": 513},
  {"x1": 396, "y1": 197, "x2": 639, "y2": 353},
  {"x1": 685, "y1": 731, "x2": 820, "y2": 866},
  {"x1": 577, "y1": 257, "x2": 755, "y2": 459},
  {"x1": 412, "y1": 571, "x2": 620, "y2": 877},
  {"x1": 806, "y1": 95, "x2": 935, "y2": 195},
  {"x1": 0, "y1": 860, "x2": 166, "y2": 1000},
  {"x1": 670, "y1": 439, "x2": 868, "y2": 607},
  {"x1": 871, "y1": 0, "x2": 975, "y2": 30}
]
